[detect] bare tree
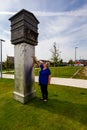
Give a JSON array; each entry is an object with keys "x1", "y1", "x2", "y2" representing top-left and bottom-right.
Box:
[{"x1": 50, "y1": 42, "x2": 60, "y2": 67}]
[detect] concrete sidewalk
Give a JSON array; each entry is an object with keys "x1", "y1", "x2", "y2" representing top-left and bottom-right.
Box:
[
  {"x1": 2, "y1": 74, "x2": 87, "y2": 89},
  {"x1": 3, "y1": 74, "x2": 14, "y2": 79}
]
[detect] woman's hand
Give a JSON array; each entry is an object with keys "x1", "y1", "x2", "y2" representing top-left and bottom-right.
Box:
[
  {"x1": 32, "y1": 56, "x2": 40, "y2": 67},
  {"x1": 48, "y1": 75, "x2": 51, "y2": 85}
]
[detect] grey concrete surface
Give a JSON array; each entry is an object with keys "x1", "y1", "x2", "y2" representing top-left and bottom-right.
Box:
[{"x1": 2, "y1": 74, "x2": 87, "y2": 89}]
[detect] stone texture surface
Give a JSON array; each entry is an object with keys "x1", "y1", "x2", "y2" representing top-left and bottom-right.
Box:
[
  {"x1": 9, "y1": 9, "x2": 39, "y2": 103},
  {"x1": 14, "y1": 43, "x2": 36, "y2": 103}
]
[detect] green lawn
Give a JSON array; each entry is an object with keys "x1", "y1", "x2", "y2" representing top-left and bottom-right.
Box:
[
  {"x1": 73, "y1": 67, "x2": 87, "y2": 80},
  {"x1": 0, "y1": 79, "x2": 87, "y2": 130},
  {"x1": 2, "y1": 66, "x2": 82, "y2": 78},
  {"x1": 2, "y1": 69, "x2": 14, "y2": 74},
  {"x1": 35, "y1": 66, "x2": 82, "y2": 78}
]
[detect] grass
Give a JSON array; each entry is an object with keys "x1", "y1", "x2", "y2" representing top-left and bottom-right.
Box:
[
  {"x1": 73, "y1": 67, "x2": 87, "y2": 80},
  {"x1": 35, "y1": 66, "x2": 82, "y2": 78},
  {"x1": 2, "y1": 69, "x2": 14, "y2": 74},
  {"x1": 0, "y1": 78, "x2": 87, "y2": 130},
  {"x1": 2, "y1": 66, "x2": 82, "y2": 78}
]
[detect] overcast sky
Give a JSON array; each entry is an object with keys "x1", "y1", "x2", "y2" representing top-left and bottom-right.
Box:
[{"x1": 0, "y1": 0, "x2": 87, "y2": 62}]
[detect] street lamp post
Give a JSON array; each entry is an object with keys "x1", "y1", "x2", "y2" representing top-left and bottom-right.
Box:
[
  {"x1": 75, "y1": 47, "x2": 78, "y2": 64},
  {"x1": 0, "y1": 39, "x2": 5, "y2": 78}
]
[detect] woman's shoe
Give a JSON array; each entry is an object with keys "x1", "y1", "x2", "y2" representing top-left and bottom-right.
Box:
[{"x1": 43, "y1": 99, "x2": 47, "y2": 102}]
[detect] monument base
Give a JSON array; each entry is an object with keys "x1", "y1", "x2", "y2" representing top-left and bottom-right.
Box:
[{"x1": 13, "y1": 90, "x2": 36, "y2": 104}]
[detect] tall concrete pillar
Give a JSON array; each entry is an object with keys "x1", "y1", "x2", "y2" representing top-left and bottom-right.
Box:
[{"x1": 9, "y1": 9, "x2": 39, "y2": 104}]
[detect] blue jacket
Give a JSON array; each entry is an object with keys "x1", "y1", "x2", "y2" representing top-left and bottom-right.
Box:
[{"x1": 39, "y1": 64, "x2": 51, "y2": 85}]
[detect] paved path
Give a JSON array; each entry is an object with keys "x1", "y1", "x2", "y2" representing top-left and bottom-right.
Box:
[{"x1": 2, "y1": 74, "x2": 87, "y2": 89}]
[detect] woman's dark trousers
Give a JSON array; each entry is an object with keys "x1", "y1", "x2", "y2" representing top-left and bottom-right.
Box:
[{"x1": 40, "y1": 84, "x2": 48, "y2": 100}]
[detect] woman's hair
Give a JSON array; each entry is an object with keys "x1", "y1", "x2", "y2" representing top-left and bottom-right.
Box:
[{"x1": 43, "y1": 62, "x2": 50, "y2": 68}]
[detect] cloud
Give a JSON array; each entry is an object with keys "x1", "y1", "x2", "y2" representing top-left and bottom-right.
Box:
[
  {"x1": 0, "y1": 11, "x2": 16, "y2": 15},
  {"x1": 0, "y1": 3, "x2": 87, "y2": 17},
  {"x1": 34, "y1": 4, "x2": 87, "y2": 17},
  {"x1": 35, "y1": 4, "x2": 87, "y2": 61},
  {"x1": 2, "y1": 41, "x2": 14, "y2": 61},
  {"x1": 0, "y1": 1, "x2": 87, "y2": 61},
  {"x1": 0, "y1": 8, "x2": 87, "y2": 17},
  {"x1": 0, "y1": 0, "x2": 19, "y2": 11},
  {"x1": 33, "y1": 10, "x2": 87, "y2": 17}
]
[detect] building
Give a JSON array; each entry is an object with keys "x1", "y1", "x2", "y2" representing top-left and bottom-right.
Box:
[
  {"x1": 79, "y1": 59, "x2": 87, "y2": 66},
  {"x1": 7, "y1": 56, "x2": 14, "y2": 64}
]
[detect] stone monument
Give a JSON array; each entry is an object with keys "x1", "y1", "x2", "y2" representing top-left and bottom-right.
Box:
[{"x1": 9, "y1": 9, "x2": 39, "y2": 104}]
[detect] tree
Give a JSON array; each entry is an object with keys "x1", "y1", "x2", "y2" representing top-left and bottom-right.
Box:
[
  {"x1": 68, "y1": 59, "x2": 74, "y2": 66},
  {"x1": 59, "y1": 59, "x2": 63, "y2": 66},
  {"x1": 50, "y1": 42, "x2": 60, "y2": 67},
  {"x1": 4, "y1": 56, "x2": 14, "y2": 70}
]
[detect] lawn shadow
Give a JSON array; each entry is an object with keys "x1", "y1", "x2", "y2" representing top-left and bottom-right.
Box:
[{"x1": 28, "y1": 96, "x2": 87, "y2": 125}]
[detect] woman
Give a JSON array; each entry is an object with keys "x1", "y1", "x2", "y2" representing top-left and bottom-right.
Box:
[{"x1": 32, "y1": 57, "x2": 51, "y2": 102}]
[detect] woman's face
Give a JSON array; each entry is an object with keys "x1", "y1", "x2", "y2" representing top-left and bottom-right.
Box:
[{"x1": 43, "y1": 62, "x2": 48, "y2": 68}]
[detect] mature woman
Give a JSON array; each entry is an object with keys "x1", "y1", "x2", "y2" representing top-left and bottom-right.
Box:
[{"x1": 32, "y1": 57, "x2": 51, "y2": 102}]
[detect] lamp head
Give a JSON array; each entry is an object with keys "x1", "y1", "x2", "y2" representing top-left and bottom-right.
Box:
[{"x1": 0, "y1": 39, "x2": 5, "y2": 42}]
